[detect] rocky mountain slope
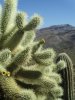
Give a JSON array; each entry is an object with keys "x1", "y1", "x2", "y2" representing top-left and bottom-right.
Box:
[{"x1": 36, "y1": 24, "x2": 75, "y2": 64}]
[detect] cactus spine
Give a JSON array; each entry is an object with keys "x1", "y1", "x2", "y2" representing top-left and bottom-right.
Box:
[{"x1": 0, "y1": 0, "x2": 69, "y2": 100}]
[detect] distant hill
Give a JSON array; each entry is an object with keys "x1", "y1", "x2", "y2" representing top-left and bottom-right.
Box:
[{"x1": 36, "y1": 24, "x2": 75, "y2": 64}]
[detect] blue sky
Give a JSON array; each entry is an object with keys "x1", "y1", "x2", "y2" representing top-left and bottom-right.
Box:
[{"x1": 0, "y1": 0, "x2": 75, "y2": 28}]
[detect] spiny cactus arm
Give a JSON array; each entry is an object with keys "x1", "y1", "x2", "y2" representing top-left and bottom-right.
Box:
[
  {"x1": 3, "y1": 25, "x2": 17, "y2": 38},
  {"x1": 0, "y1": 76, "x2": 36, "y2": 100},
  {"x1": 43, "y1": 64, "x2": 62, "y2": 84},
  {"x1": 5, "y1": 0, "x2": 18, "y2": 34},
  {"x1": 45, "y1": 72, "x2": 62, "y2": 84},
  {"x1": 50, "y1": 86, "x2": 63, "y2": 98},
  {"x1": 1, "y1": 26, "x2": 18, "y2": 48},
  {"x1": 20, "y1": 89, "x2": 36, "y2": 100},
  {"x1": 0, "y1": 48, "x2": 11, "y2": 66},
  {"x1": 33, "y1": 48, "x2": 56, "y2": 65},
  {"x1": 55, "y1": 60, "x2": 66, "y2": 71},
  {"x1": 2, "y1": 29, "x2": 24, "y2": 50},
  {"x1": 23, "y1": 15, "x2": 42, "y2": 31},
  {"x1": 57, "y1": 53, "x2": 73, "y2": 68},
  {"x1": 1, "y1": 14, "x2": 24, "y2": 51},
  {"x1": 12, "y1": 45, "x2": 24, "y2": 55},
  {"x1": 47, "y1": 86, "x2": 63, "y2": 100},
  {"x1": 35, "y1": 75, "x2": 62, "y2": 94},
  {"x1": 33, "y1": 58, "x2": 53, "y2": 66},
  {"x1": 56, "y1": 53, "x2": 74, "y2": 100},
  {"x1": 1, "y1": 11, "x2": 26, "y2": 50},
  {"x1": 14, "y1": 46, "x2": 31, "y2": 65},
  {"x1": 21, "y1": 31, "x2": 35, "y2": 47},
  {"x1": 1, "y1": 6, "x2": 19, "y2": 43},
  {"x1": 43, "y1": 65, "x2": 54, "y2": 76},
  {"x1": 16, "y1": 12, "x2": 26, "y2": 30},
  {"x1": 33, "y1": 48, "x2": 56, "y2": 59},
  {"x1": 6, "y1": 47, "x2": 31, "y2": 74},
  {"x1": 32, "y1": 39, "x2": 45, "y2": 54},
  {"x1": 1, "y1": 0, "x2": 18, "y2": 34}
]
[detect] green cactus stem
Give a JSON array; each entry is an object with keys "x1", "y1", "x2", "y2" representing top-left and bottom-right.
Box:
[{"x1": 56, "y1": 53, "x2": 74, "y2": 100}]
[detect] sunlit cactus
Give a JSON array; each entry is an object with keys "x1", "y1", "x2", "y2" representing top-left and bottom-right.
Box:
[{"x1": 0, "y1": 0, "x2": 68, "y2": 100}]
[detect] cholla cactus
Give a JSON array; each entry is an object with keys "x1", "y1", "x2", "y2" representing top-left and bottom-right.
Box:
[
  {"x1": 0, "y1": 0, "x2": 67, "y2": 100},
  {"x1": 56, "y1": 53, "x2": 74, "y2": 100}
]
